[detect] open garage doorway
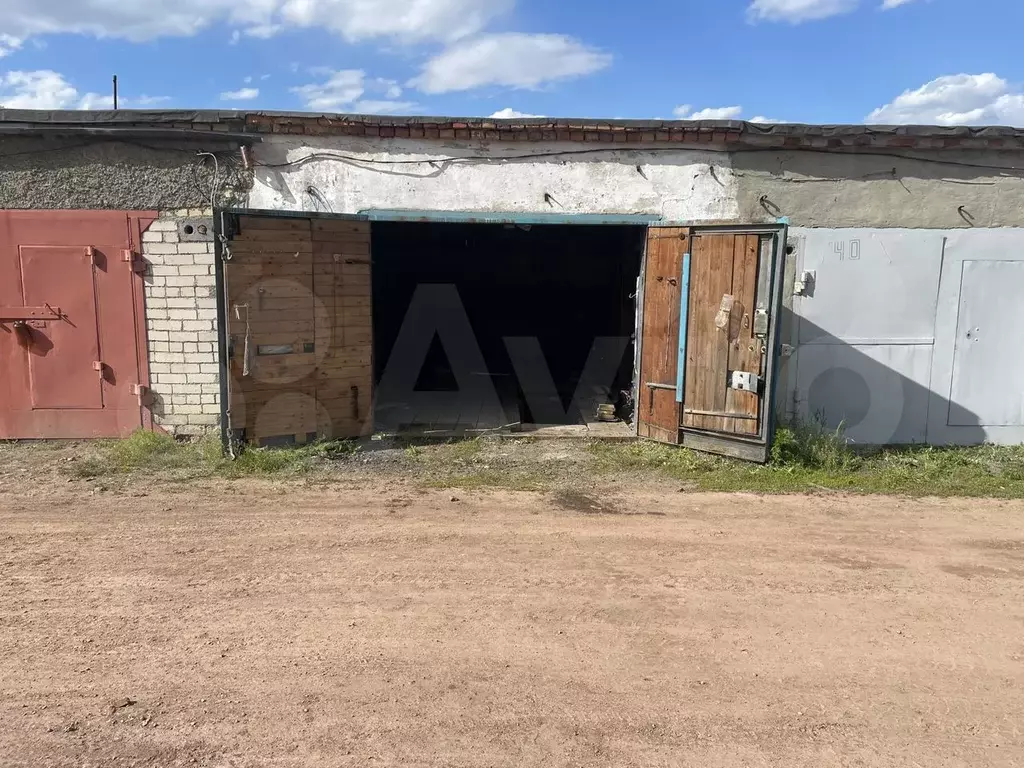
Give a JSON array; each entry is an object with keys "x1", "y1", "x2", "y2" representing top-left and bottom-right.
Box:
[{"x1": 371, "y1": 222, "x2": 645, "y2": 436}]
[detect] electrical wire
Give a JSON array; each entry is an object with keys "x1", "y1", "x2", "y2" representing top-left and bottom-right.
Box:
[
  {"x1": 3, "y1": 134, "x2": 1024, "y2": 175},
  {"x1": 253, "y1": 145, "x2": 1024, "y2": 175},
  {"x1": 196, "y1": 151, "x2": 221, "y2": 209}
]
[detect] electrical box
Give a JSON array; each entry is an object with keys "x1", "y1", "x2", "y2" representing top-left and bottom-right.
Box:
[{"x1": 729, "y1": 370, "x2": 762, "y2": 393}]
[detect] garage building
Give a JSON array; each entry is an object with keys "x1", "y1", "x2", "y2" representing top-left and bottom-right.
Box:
[{"x1": 2, "y1": 109, "x2": 1023, "y2": 458}]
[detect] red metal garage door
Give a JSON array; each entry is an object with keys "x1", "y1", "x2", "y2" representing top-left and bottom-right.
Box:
[{"x1": 0, "y1": 211, "x2": 156, "y2": 439}]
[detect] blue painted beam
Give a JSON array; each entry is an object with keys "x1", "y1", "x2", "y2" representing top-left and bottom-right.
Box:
[
  {"x1": 359, "y1": 209, "x2": 663, "y2": 226},
  {"x1": 676, "y1": 251, "x2": 691, "y2": 403}
]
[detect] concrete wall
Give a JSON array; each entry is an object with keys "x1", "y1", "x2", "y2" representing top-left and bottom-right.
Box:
[
  {"x1": 249, "y1": 137, "x2": 739, "y2": 222},
  {"x1": 732, "y1": 150, "x2": 1024, "y2": 229},
  {"x1": 250, "y1": 137, "x2": 1024, "y2": 230},
  {"x1": 0, "y1": 138, "x2": 249, "y2": 210},
  {"x1": 141, "y1": 210, "x2": 221, "y2": 436}
]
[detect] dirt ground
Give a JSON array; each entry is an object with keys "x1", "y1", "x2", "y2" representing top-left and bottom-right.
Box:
[{"x1": 2, "y1": 463, "x2": 1024, "y2": 766}]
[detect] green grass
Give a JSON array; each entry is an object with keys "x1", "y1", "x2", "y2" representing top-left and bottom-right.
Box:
[
  {"x1": 54, "y1": 426, "x2": 1024, "y2": 498},
  {"x1": 67, "y1": 430, "x2": 361, "y2": 480},
  {"x1": 588, "y1": 425, "x2": 1024, "y2": 498}
]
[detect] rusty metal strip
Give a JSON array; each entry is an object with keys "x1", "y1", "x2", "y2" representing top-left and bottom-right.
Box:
[{"x1": 0, "y1": 306, "x2": 62, "y2": 320}]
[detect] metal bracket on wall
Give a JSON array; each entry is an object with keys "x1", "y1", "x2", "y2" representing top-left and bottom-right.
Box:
[{"x1": 793, "y1": 270, "x2": 815, "y2": 297}]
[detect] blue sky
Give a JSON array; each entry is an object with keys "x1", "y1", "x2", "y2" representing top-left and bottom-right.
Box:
[{"x1": 1, "y1": 0, "x2": 1022, "y2": 125}]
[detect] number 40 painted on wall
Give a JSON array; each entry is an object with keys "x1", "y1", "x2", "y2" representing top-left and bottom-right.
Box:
[{"x1": 830, "y1": 239, "x2": 862, "y2": 261}]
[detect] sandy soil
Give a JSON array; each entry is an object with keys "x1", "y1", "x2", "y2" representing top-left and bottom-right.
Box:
[{"x1": 1, "y1": 477, "x2": 1023, "y2": 767}]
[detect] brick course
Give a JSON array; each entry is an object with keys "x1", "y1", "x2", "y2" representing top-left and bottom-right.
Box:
[{"x1": 142, "y1": 209, "x2": 220, "y2": 437}]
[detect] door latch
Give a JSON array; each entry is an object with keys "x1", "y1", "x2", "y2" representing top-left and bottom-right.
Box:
[{"x1": 729, "y1": 371, "x2": 763, "y2": 394}]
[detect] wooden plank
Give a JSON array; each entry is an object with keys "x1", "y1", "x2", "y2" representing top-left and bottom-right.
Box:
[
  {"x1": 229, "y1": 242, "x2": 314, "y2": 254},
  {"x1": 228, "y1": 265, "x2": 317, "y2": 278},
  {"x1": 683, "y1": 233, "x2": 735, "y2": 433},
  {"x1": 637, "y1": 227, "x2": 686, "y2": 444},
  {"x1": 724, "y1": 234, "x2": 762, "y2": 435},
  {"x1": 312, "y1": 220, "x2": 370, "y2": 235},
  {"x1": 238, "y1": 216, "x2": 312, "y2": 233},
  {"x1": 230, "y1": 309, "x2": 317, "y2": 324},
  {"x1": 682, "y1": 236, "x2": 709, "y2": 430},
  {"x1": 312, "y1": 233, "x2": 371, "y2": 245}
]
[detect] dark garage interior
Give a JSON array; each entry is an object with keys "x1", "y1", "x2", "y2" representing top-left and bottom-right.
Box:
[{"x1": 371, "y1": 222, "x2": 645, "y2": 433}]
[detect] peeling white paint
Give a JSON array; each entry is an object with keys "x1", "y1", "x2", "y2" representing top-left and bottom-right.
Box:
[{"x1": 248, "y1": 137, "x2": 739, "y2": 222}]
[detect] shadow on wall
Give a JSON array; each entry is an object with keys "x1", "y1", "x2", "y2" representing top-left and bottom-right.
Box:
[{"x1": 779, "y1": 311, "x2": 987, "y2": 447}]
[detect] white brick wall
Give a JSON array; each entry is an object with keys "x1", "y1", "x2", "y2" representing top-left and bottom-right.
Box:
[{"x1": 142, "y1": 209, "x2": 221, "y2": 436}]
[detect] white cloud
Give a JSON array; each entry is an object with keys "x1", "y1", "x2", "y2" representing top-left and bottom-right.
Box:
[
  {"x1": 221, "y1": 87, "x2": 260, "y2": 101},
  {"x1": 867, "y1": 73, "x2": 1024, "y2": 126},
  {"x1": 77, "y1": 92, "x2": 115, "y2": 109},
  {"x1": 673, "y1": 105, "x2": 743, "y2": 120},
  {"x1": 0, "y1": 34, "x2": 22, "y2": 57},
  {"x1": 749, "y1": 0, "x2": 920, "y2": 21},
  {"x1": 0, "y1": 69, "x2": 168, "y2": 110},
  {"x1": 411, "y1": 33, "x2": 611, "y2": 94},
  {"x1": 0, "y1": 0, "x2": 511, "y2": 46},
  {"x1": 293, "y1": 70, "x2": 366, "y2": 111},
  {"x1": 671, "y1": 105, "x2": 790, "y2": 122},
  {"x1": 490, "y1": 108, "x2": 544, "y2": 119},
  {"x1": 748, "y1": 0, "x2": 858, "y2": 22},
  {"x1": 292, "y1": 69, "x2": 419, "y2": 114},
  {"x1": 0, "y1": 70, "x2": 79, "y2": 108},
  {"x1": 135, "y1": 95, "x2": 172, "y2": 106},
  {"x1": 351, "y1": 100, "x2": 419, "y2": 114}
]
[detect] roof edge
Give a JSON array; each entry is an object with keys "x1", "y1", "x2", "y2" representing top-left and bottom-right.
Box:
[{"x1": 1, "y1": 109, "x2": 1023, "y2": 150}]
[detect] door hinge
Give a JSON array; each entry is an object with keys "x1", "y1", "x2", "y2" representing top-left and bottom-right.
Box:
[
  {"x1": 122, "y1": 249, "x2": 147, "y2": 274},
  {"x1": 129, "y1": 383, "x2": 148, "y2": 405},
  {"x1": 86, "y1": 246, "x2": 97, "y2": 265}
]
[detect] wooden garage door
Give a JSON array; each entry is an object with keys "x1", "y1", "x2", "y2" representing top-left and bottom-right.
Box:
[
  {"x1": 681, "y1": 232, "x2": 765, "y2": 436},
  {"x1": 636, "y1": 226, "x2": 688, "y2": 443},
  {"x1": 0, "y1": 211, "x2": 154, "y2": 439},
  {"x1": 637, "y1": 226, "x2": 786, "y2": 462},
  {"x1": 224, "y1": 214, "x2": 373, "y2": 445}
]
